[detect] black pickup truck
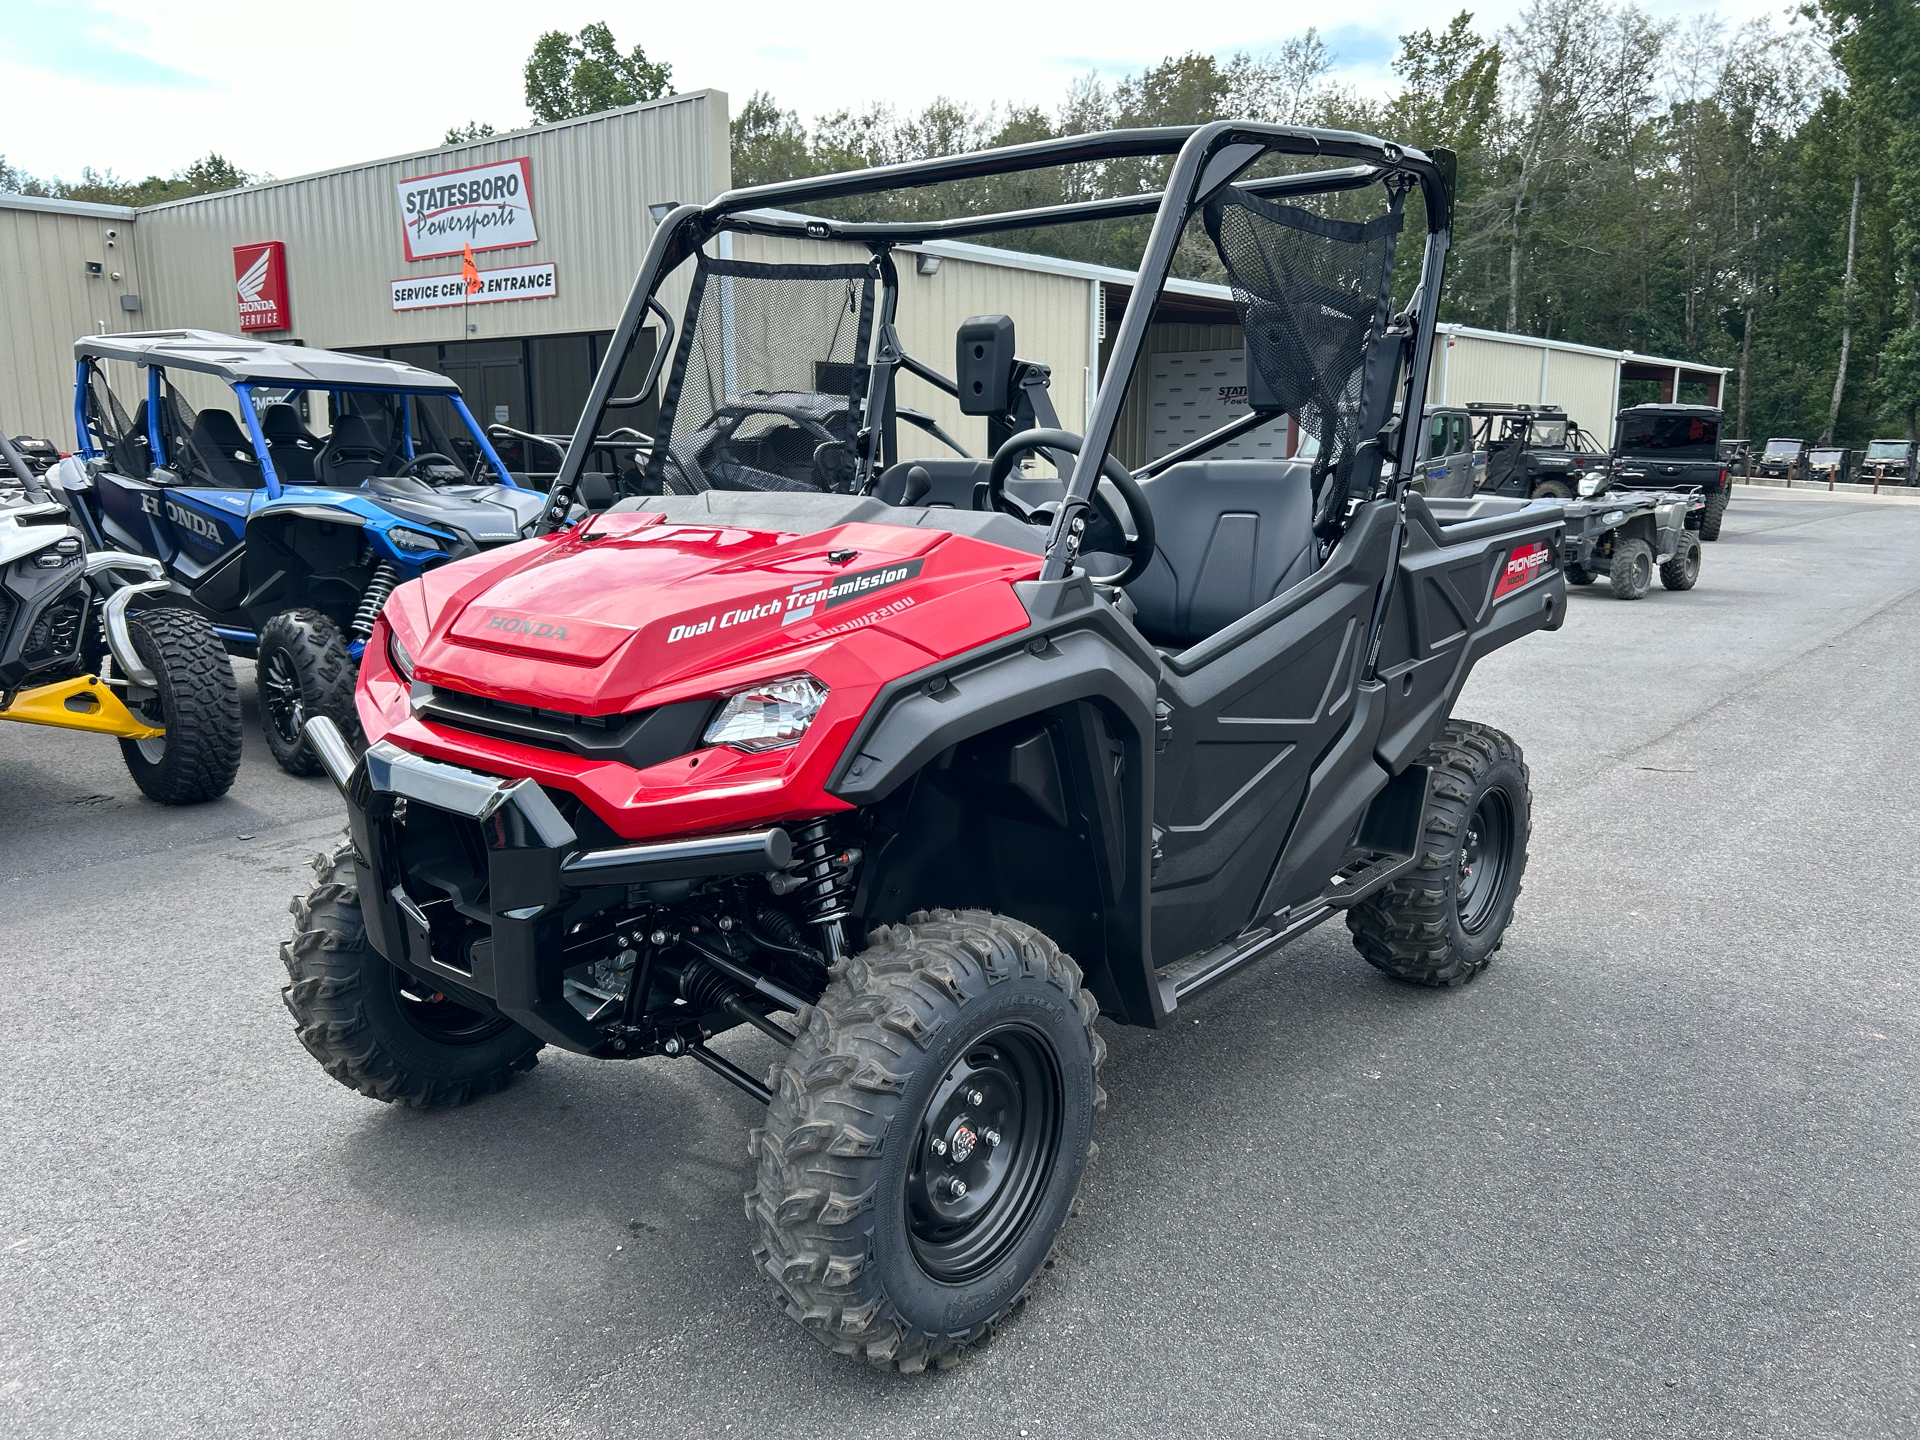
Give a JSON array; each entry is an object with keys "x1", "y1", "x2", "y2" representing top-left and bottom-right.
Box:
[{"x1": 1607, "y1": 403, "x2": 1731, "y2": 540}]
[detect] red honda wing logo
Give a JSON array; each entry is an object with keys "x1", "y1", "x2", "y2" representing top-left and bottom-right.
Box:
[
  {"x1": 233, "y1": 241, "x2": 290, "y2": 332},
  {"x1": 1493, "y1": 540, "x2": 1553, "y2": 598}
]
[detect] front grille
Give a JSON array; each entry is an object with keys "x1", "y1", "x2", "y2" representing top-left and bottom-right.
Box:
[
  {"x1": 418, "y1": 684, "x2": 713, "y2": 772},
  {"x1": 23, "y1": 594, "x2": 86, "y2": 666}
]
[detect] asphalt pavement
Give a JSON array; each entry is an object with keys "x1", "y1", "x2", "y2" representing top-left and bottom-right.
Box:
[{"x1": 3, "y1": 484, "x2": 1916, "y2": 1439}]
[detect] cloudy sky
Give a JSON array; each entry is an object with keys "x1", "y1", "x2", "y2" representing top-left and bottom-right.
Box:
[{"x1": 5, "y1": 0, "x2": 1799, "y2": 184}]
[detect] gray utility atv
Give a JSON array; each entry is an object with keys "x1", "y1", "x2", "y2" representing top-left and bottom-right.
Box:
[
  {"x1": 286, "y1": 121, "x2": 1568, "y2": 1372},
  {"x1": 1561, "y1": 471, "x2": 1703, "y2": 599},
  {"x1": 1468, "y1": 403, "x2": 1607, "y2": 500},
  {"x1": 0, "y1": 429, "x2": 240, "y2": 802},
  {"x1": 1610, "y1": 403, "x2": 1730, "y2": 540}
]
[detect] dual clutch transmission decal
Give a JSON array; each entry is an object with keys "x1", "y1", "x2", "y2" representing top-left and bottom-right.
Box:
[{"x1": 665, "y1": 558, "x2": 926, "y2": 645}]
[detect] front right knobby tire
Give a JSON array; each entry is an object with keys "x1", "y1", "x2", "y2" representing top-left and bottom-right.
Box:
[
  {"x1": 256, "y1": 608, "x2": 361, "y2": 776},
  {"x1": 1346, "y1": 721, "x2": 1531, "y2": 987},
  {"x1": 281, "y1": 841, "x2": 543, "y2": 1107},
  {"x1": 749, "y1": 909, "x2": 1104, "y2": 1372},
  {"x1": 1660, "y1": 534, "x2": 1701, "y2": 591}
]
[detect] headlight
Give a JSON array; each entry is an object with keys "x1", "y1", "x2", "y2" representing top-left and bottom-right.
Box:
[
  {"x1": 387, "y1": 627, "x2": 416, "y2": 681},
  {"x1": 1577, "y1": 473, "x2": 1604, "y2": 497},
  {"x1": 703, "y1": 675, "x2": 827, "y2": 753},
  {"x1": 387, "y1": 526, "x2": 447, "y2": 553}
]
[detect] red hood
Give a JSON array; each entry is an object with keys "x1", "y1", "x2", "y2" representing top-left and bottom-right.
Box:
[{"x1": 384, "y1": 511, "x2": 1041, "y2": 714}]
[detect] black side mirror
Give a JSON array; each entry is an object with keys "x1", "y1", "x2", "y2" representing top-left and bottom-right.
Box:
[{"x1": 956, "y1": 315, "x2": 1016, "y2": 416}]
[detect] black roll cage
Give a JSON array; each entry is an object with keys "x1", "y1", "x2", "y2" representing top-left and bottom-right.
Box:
[{"x1": 549, "y1": 121, "x2": 1456, "y2": 580}]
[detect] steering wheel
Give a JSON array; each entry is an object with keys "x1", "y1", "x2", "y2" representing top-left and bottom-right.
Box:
[
  {"x1": 397, "y1": 451, "x2": 467, "y2": 483},
  {"x1": 986, "y1": 428, "x2": 1156, "y2": 586}
]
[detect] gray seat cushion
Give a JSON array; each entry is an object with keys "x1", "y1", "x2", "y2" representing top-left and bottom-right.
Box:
[{"x1": 1124, "y1": 459, "x2": 1318, "y2": 650}]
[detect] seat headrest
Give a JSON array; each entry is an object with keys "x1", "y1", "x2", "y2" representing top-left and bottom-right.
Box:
[
  {"x1": 329, "y1": 414, "x2": 385, "y2": 455},
  {"x1": 260, "y1": 403, "x2": 312, "y2": 443},
  {"x1": 191, "y1": 408, "x2": 251, "y2": 452}
]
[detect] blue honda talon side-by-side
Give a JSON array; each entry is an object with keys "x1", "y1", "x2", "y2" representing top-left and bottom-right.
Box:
[{"x1": 50, "y1": 331, "x2": 555, "y2": 774}]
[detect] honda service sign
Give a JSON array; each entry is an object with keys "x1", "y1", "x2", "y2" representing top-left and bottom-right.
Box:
[
  {"x1": 233, "y1": 241, "x2": 290, "y2": 332},
  {"x1": 396, "y1": 157, "x2": 537, "y2": 261}
]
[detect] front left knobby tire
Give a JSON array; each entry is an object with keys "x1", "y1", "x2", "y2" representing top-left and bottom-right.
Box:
[
  {"x1": 749, "y1": 909, "x2": 1104, "y2": 1372},
  {"x1": 282, "y1": 841, "x2": 544, "y2": 1107},
  {"x1": 118, "y1": 606, "x2": 243, "y2": 805},
  {"x1": 1346, "y1": 720, "x2": 1531, "y2": 987}
]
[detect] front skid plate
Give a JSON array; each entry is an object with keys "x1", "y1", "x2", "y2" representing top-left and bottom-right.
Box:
[{"x1": 0, "y1": 674, "x2": 162, "y2": 739}]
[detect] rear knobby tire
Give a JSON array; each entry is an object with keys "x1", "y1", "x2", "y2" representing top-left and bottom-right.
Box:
[
  {"x1": 117, "y1": 606, "x2": 243, "y2": 805},
  {"x1": 257, "y1": 608, "x2": 361, "y2": 777},
  {"x1": 1530, "y1": 478, "x2": 1574, "y2": 500},
  {"x1": 1346, "y1": 720, "x2": 1531, "y2": 987},
  {"x1": 1609, "y1": 538, "x2": 1653, "y2": 599},
  {"x1": 1699, "y1": 489, "x2": 1728, "y2": 541},
  {"x1": 1660, "y1": 534, "x2": 1701, "y2": 591},
  {"x1": 749, "y1": 909, "x2": 1104, "y2": 1372},
  {"x1": 281, "y1": 840, "x2": 543, "y2": 1107},
  {"x1": 1564, "y1": 562, "x2": 1596, "y2": 586}
]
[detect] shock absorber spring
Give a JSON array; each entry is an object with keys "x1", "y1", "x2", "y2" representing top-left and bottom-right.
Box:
[
  {"x1": 352, "y1": 561, "x2": 400, "y2": 639},
  {"x1": 788, "y1": 817, "x2": 861, "y2": 961}
]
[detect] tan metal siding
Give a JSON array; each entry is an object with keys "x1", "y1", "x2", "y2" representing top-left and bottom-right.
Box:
[
  {"x1": 1541, "y1": 349, "x2": 1616, "y2": 435},
  {"x1": 0, "y1": 203, "x2": 143, "y2": 441},
  {"x1": 1435, "y1": 334, "x2": 1545, "y2": 409},
  {"x1": 135, "y1": 92, "x2": 729, "y2": 355}
]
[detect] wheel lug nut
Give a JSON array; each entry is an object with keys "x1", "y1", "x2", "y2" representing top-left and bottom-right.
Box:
[
  {"x1": 983, "y1": 1129, "x2": 1001, "y2": 1147},
  {"x1": 930, "y1": 1138, "x2": 947, "y2": 1156},
  {"x1": 946, "y1": 1178, "x2": 968, "y2": 1199},
  {"x1": 966, "y1": 1089, "x2": 984, "y2": 1107}
]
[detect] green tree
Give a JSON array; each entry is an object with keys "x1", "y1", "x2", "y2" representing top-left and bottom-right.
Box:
[
  {"x1": 524, "y1": 22, "x2": 672, "y2": 124},
  {"x1": 442, "y1": 121, "x2": 497, "y2": 147}
]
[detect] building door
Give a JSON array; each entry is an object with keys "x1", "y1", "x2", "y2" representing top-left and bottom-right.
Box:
[{"x1": 441, "y1": 342, "x2": 528, "y2": 433}]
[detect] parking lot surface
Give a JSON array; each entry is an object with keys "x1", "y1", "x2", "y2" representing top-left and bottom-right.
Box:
[{"x1": 3, "y1": 486, "x2": 1916, "y2": 1439}]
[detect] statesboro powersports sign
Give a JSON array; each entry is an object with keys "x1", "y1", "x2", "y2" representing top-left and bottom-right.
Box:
[
  {"x1": 395, "y1": 157, "x2": 537, "y2": 261},
  {"x1": 391, "y1": 262, "x2": 557, "y2": 312}
]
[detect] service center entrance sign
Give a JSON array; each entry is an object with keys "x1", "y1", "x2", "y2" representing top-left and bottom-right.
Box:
[
  {"x1": 396, "y1": 157, "x2": 537, "y2": 260},
  {"x1": 391, "y1": 261, "x2": 557, "y2": 312},
  {"x1": 233, "y1": 241, "x2": 290, "y2": 331}
]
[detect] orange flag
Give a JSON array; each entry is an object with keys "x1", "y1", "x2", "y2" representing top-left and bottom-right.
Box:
[{"x1": 461, "y1": 242, "x2": 482, "y2": 295}]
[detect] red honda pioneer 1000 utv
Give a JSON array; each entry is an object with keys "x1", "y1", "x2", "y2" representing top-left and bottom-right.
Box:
[{"x1": 286, "y1": 122, "x2": 1567, "y2": 1370}]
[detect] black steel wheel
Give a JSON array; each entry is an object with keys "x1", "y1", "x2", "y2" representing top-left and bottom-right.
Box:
[
  {"x1": 750, "y1": 909, "x2": 1102, "y2": 1372},
  {"x1": 1347, "y1": 720, "x2": 1531, "y2": 987},
  {"x1": 905, "y1": 1027, "x2": 1063, "y2": 1283},
  {"x1": 255, "y1": 608, "x2": 362, "y2": 776},
  {"x1": 391, "y1": 967, "x2": 516, "y2": 1046},
  {"x1": 1455, "y1": 787, "x2": 1514, "y2": 935}
]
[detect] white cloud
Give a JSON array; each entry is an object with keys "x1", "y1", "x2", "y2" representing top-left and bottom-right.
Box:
[{"x1": 2, "y1": 0, "x2": 1806, "y2": 183}]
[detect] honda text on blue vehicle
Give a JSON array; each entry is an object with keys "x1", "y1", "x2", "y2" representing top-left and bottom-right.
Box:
[{"x1": 50, "y1": 331, "x2": 556, "y2": 774}]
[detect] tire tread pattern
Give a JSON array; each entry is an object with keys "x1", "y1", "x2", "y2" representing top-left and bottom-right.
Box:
[
  {"x1": 1345, "y1": 720, "x2": 1530, "y2": 987},
  {"x1": 280, "y1": 841, "x2": 541, "y2": 1107},
  {"x1": 257, "y1": 608, "x2": 361, "y2": 777},
  {"x1": 118, "y1": 606, "x2": 242, "y2": 805},
  {"x1": 747, "y1": 909, "x2": 1104, "y2": 1373}
]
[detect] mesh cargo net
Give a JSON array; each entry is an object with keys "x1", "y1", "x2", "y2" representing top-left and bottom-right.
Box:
[
  {"x1": 1203, "y1": 185, "x2": 1405, "y2": 519},
  {"x1": 646, "y1": 256, "x2": 877, "y2": 495}
]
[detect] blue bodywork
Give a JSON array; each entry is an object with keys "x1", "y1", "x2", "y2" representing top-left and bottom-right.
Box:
[{"x1": 70, "y1": 358, "x2": 545, "y2": 654}]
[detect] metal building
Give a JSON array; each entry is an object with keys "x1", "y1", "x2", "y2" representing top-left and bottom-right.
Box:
[{"x1": 0, "y1": 94, "x2": 1727, "y2": 465}]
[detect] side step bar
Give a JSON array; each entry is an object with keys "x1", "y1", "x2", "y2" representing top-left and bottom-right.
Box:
[{"x1": 1157, "y1": 848, "x2": 1418, "y2": 1011}]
